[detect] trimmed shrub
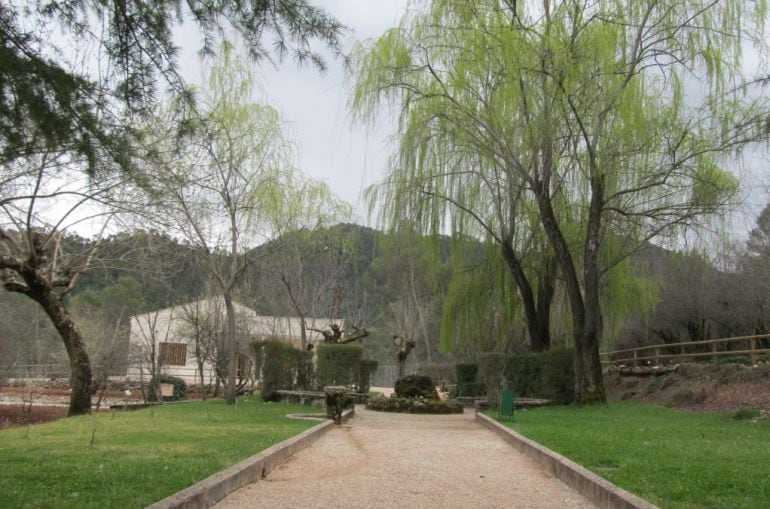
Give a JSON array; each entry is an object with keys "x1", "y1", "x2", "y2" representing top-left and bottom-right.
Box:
[
  {"x1": 147, "y1": 375, "x2": 186, "y2": 402},
  {"x1": 316, "y1": 343, "x2": 362, "y2": 388},
  {"x1": 455, "y1": 363, "x2": 482, "y2": 396},
  {"x1": 357, "y1": 359, "x2": 379, "y2": 394},
  {"x1": 394, "y1": 374, "x2": 439, "y2": 399},
  {"x1": 253, "y1": 339, "x2": 313, "y2": 399},
  {"x1": 479, "y1": 352, "x2": 507, "y2": 407},
  {"x1": 504, "y1": 347, "x2": 576, "y2": 404},
  {"x1": 366, "y1": 396, "x2": 463, "y2": 414},
  {"x1": 539, "y1": 348, "x2": 575, "y2": 404}
]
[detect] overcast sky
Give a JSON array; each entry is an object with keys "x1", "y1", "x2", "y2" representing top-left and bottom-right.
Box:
[
  {"x1": 175, "y1": 1, "x2": 411, "y2": 225},
  {"x1": 170, "y1": 1, "x2": 768, "y2": 240}
]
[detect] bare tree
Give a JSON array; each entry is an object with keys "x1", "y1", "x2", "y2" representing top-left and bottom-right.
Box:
[
  {"x1": 142, "y1": 45, "x2": 347, "y2": 404},
  {"x1": 0, "y1": 150, "x2": 129, "y2": 415}
]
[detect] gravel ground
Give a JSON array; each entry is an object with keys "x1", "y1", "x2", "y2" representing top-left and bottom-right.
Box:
[{"x1": 215, "y1": 406, "x2": 596, "y2": 509}]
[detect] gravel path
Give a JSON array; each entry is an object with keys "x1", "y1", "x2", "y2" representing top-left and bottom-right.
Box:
[{"x1": 215, "y1": 406, "x2": 596, "y2": 508}]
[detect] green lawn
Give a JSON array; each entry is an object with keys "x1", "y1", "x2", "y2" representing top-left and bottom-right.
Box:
[
  {"x1": 494, "y1": 402, "x2": 770, "y2": 509},
  {"x1": 0, "y1": 397, "x2": 319, "y2": 508}
]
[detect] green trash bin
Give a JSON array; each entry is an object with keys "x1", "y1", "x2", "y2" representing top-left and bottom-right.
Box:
[{"x1": 499, "y1": 388, "x2": 514, "y2": 421}]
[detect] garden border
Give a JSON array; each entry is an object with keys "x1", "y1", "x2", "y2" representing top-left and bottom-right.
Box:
[
  {"x1": 147, "y1": 407, "x2": 355, "y2": 509},
  {"x1": 475, "y1": 411, "x2": 659, "y2": 509}
]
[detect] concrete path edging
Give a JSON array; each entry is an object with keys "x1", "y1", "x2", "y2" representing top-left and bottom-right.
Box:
[
  {"x1": 476, "y1": 412, "x2": 659, "y2": 509},
  {"x1": 147, "y1": 408, "x2": 355, "y2": 509}
]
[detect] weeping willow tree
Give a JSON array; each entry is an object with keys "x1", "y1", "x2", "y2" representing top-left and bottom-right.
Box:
[
  {"x1": 353, "y1": 0, "x2": 769, "y2": 403},
  {"x1": 356, "y1": 16, "x2": 562, "y2": 352}
]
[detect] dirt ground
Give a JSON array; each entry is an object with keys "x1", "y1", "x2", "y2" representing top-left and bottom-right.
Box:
[
  {"x1": 0, "y1": 385, "x2": 143, "y2": 429},
  {"x1": 605, "y1": 362, "x2": 770, "y2": 414},
  {"x1": 0, "y1": 404, "x2": 67, "y2": 429}
]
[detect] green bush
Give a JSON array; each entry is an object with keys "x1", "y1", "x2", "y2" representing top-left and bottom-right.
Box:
[
  {"x1": 479, "y1": 353, "x2": 507, "y2": 406},
  {"x1": 455, "y1": 363, "x2": 480, "y2": 396},
  {"x1": 147, "y1": 375, "x2": 187, "y2": 402},
  {"x1": 366, "y1": 396, "x2": 463, "y2": 414},
  {"x1": 504, "y1": 347, "x2": 576, "y2": 404},
  {"x1": 315, "y1": 343, "x2": 362, "y2": 388},
  {"x1": 253, "y1": 339, "x2": 313, "y2": 399},
  {"x1": 539, "y1": 348, "x2": 575, "y2": 404},
  {"x1": 506, "y1": 353, "x2": 542, "y2": 397},
  {"x1": 394, "y1": 374, "x2": 439, "y2": 399},
  {"x1": 357, "y1": 359, "x2": 378, "y2": 394}
]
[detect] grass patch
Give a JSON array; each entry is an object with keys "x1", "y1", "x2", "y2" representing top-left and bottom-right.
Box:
[
  {"x1": 492, "y1": 402, "x2": 770, "y2": 508},
  {"x1": 0, "y1": 397, "x2": 319, "y2": 508}
]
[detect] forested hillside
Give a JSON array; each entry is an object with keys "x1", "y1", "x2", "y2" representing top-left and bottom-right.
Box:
[{"x1": 4, "y1": 215, "x2": 770, "y2": 380}]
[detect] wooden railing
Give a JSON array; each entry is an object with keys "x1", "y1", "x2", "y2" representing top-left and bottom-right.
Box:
[{"x1": 600, "y1": 334, "x2": 770, "y2": 367}]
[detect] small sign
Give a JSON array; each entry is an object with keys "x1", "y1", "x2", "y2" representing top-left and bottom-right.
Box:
[{"x1": 160, "y1": 383, "x2": 174, "y2": 398}]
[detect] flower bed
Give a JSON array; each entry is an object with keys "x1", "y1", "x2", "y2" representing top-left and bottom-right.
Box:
[{"x1": 365, "y1": 396, "x2": 463, "y2": 414}]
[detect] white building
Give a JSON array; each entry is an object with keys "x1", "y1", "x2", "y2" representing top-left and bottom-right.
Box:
[{"x1": 126, "y1": 297, "x2": 341, "y2": 385}]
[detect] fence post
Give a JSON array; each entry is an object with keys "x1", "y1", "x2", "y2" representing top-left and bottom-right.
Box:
[
  {"x1": 655, "y1": 347, "x2": 660, "y2": 366},
  {"x1": 751, "y1": 337, "x2": 757, "y2": 367},
  {"x1": 633, "y1": 350, "x2": 638, "y2": 367},
  {"x1": 712, "y1": 341, "x2": 717, "y2": 364}
]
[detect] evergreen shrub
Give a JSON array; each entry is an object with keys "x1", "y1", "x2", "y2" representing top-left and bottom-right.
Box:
[
  {"x1": 454, "y1": 362, "x2": 483, "y2": 397},
  {"x1": 316, "y1": 343, "x2": 362, "y2": 388},
  {"x1": 539, "y1": 347, "x2": 575, "y2": 404},
  {"x1": 394, "y1": 374, "x2": 439, "y2": 399},
  {"x1": 357, "y1": 359, "x2": 379, "y2": 394},
  {"x1": 479, "y1": 352, "x2": 507, "y2": 406},
  {"x1": 252, "y1": 339, "x2": 313, "y2": 399},
  {"x1": 504, "y1": 347, "x2": 576, "y2": 404},
  {"x1": 147, "y1": 375, "x2": 187, "y2": 402}
]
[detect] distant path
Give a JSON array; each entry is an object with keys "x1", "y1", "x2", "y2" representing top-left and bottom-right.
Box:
[{"x1": 215, "y1": 406, "x2": 596, "y2": 508}]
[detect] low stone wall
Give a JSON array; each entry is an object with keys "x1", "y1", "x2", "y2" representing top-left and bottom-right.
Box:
[
  {"x1": 271, "y1": 390, "x2": 326, "y2": 407},
  {"x1": 475, "y1": 412, "x2": 658, "y2": 509},
  {"x1": 148, "y1": 407, "x2": 354, "y2": 509}
]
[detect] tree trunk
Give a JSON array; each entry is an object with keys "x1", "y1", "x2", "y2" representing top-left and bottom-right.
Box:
[
  {"x1": 23, "y1": 270, "x2": 93, "y2": 416},
  {"x1": 224, "y1": 292, "x2": 237, "y2": 405},
  {"x1": 501, "y1": 242, "x2": 550, "y2": 352},
  {"x1": 577, "y1": 177, "x2": 607, "y2": 403},
  {"x1": 533, "y1": 180, "x2": 605, "y2": 403},
  {"x1": 533, "y1": 256, "x2": 556, "y2": 352}
]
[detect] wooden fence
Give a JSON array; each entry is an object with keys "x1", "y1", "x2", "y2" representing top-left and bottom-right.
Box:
[{"x1": 601, "y1": 334, "x2": 770, "y2": 367}]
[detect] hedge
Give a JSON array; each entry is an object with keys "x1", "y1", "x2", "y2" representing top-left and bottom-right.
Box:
[
  {"x1": 479, "y1": 352, "x2": 507, "y2": 407},
  {"x1": 480, "y1": 348, "x2": 576, "y2": 406},
  {"x1": 315, "y1": 343, "x2": 362, "y2": 389},
  {"x1": 455, "y1": 363, "x2": 482, "y2": 397},
  {"x1": 357, "y1": 359, "x2": 379, "y2": 394},
  {"x1": 252, "y1": 339, "x2": 313, "y2": 399}
]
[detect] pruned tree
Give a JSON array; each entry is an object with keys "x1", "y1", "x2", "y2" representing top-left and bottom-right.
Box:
[{"x1": 0, "y1": 151, "x2": 129, "y2": 415}]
